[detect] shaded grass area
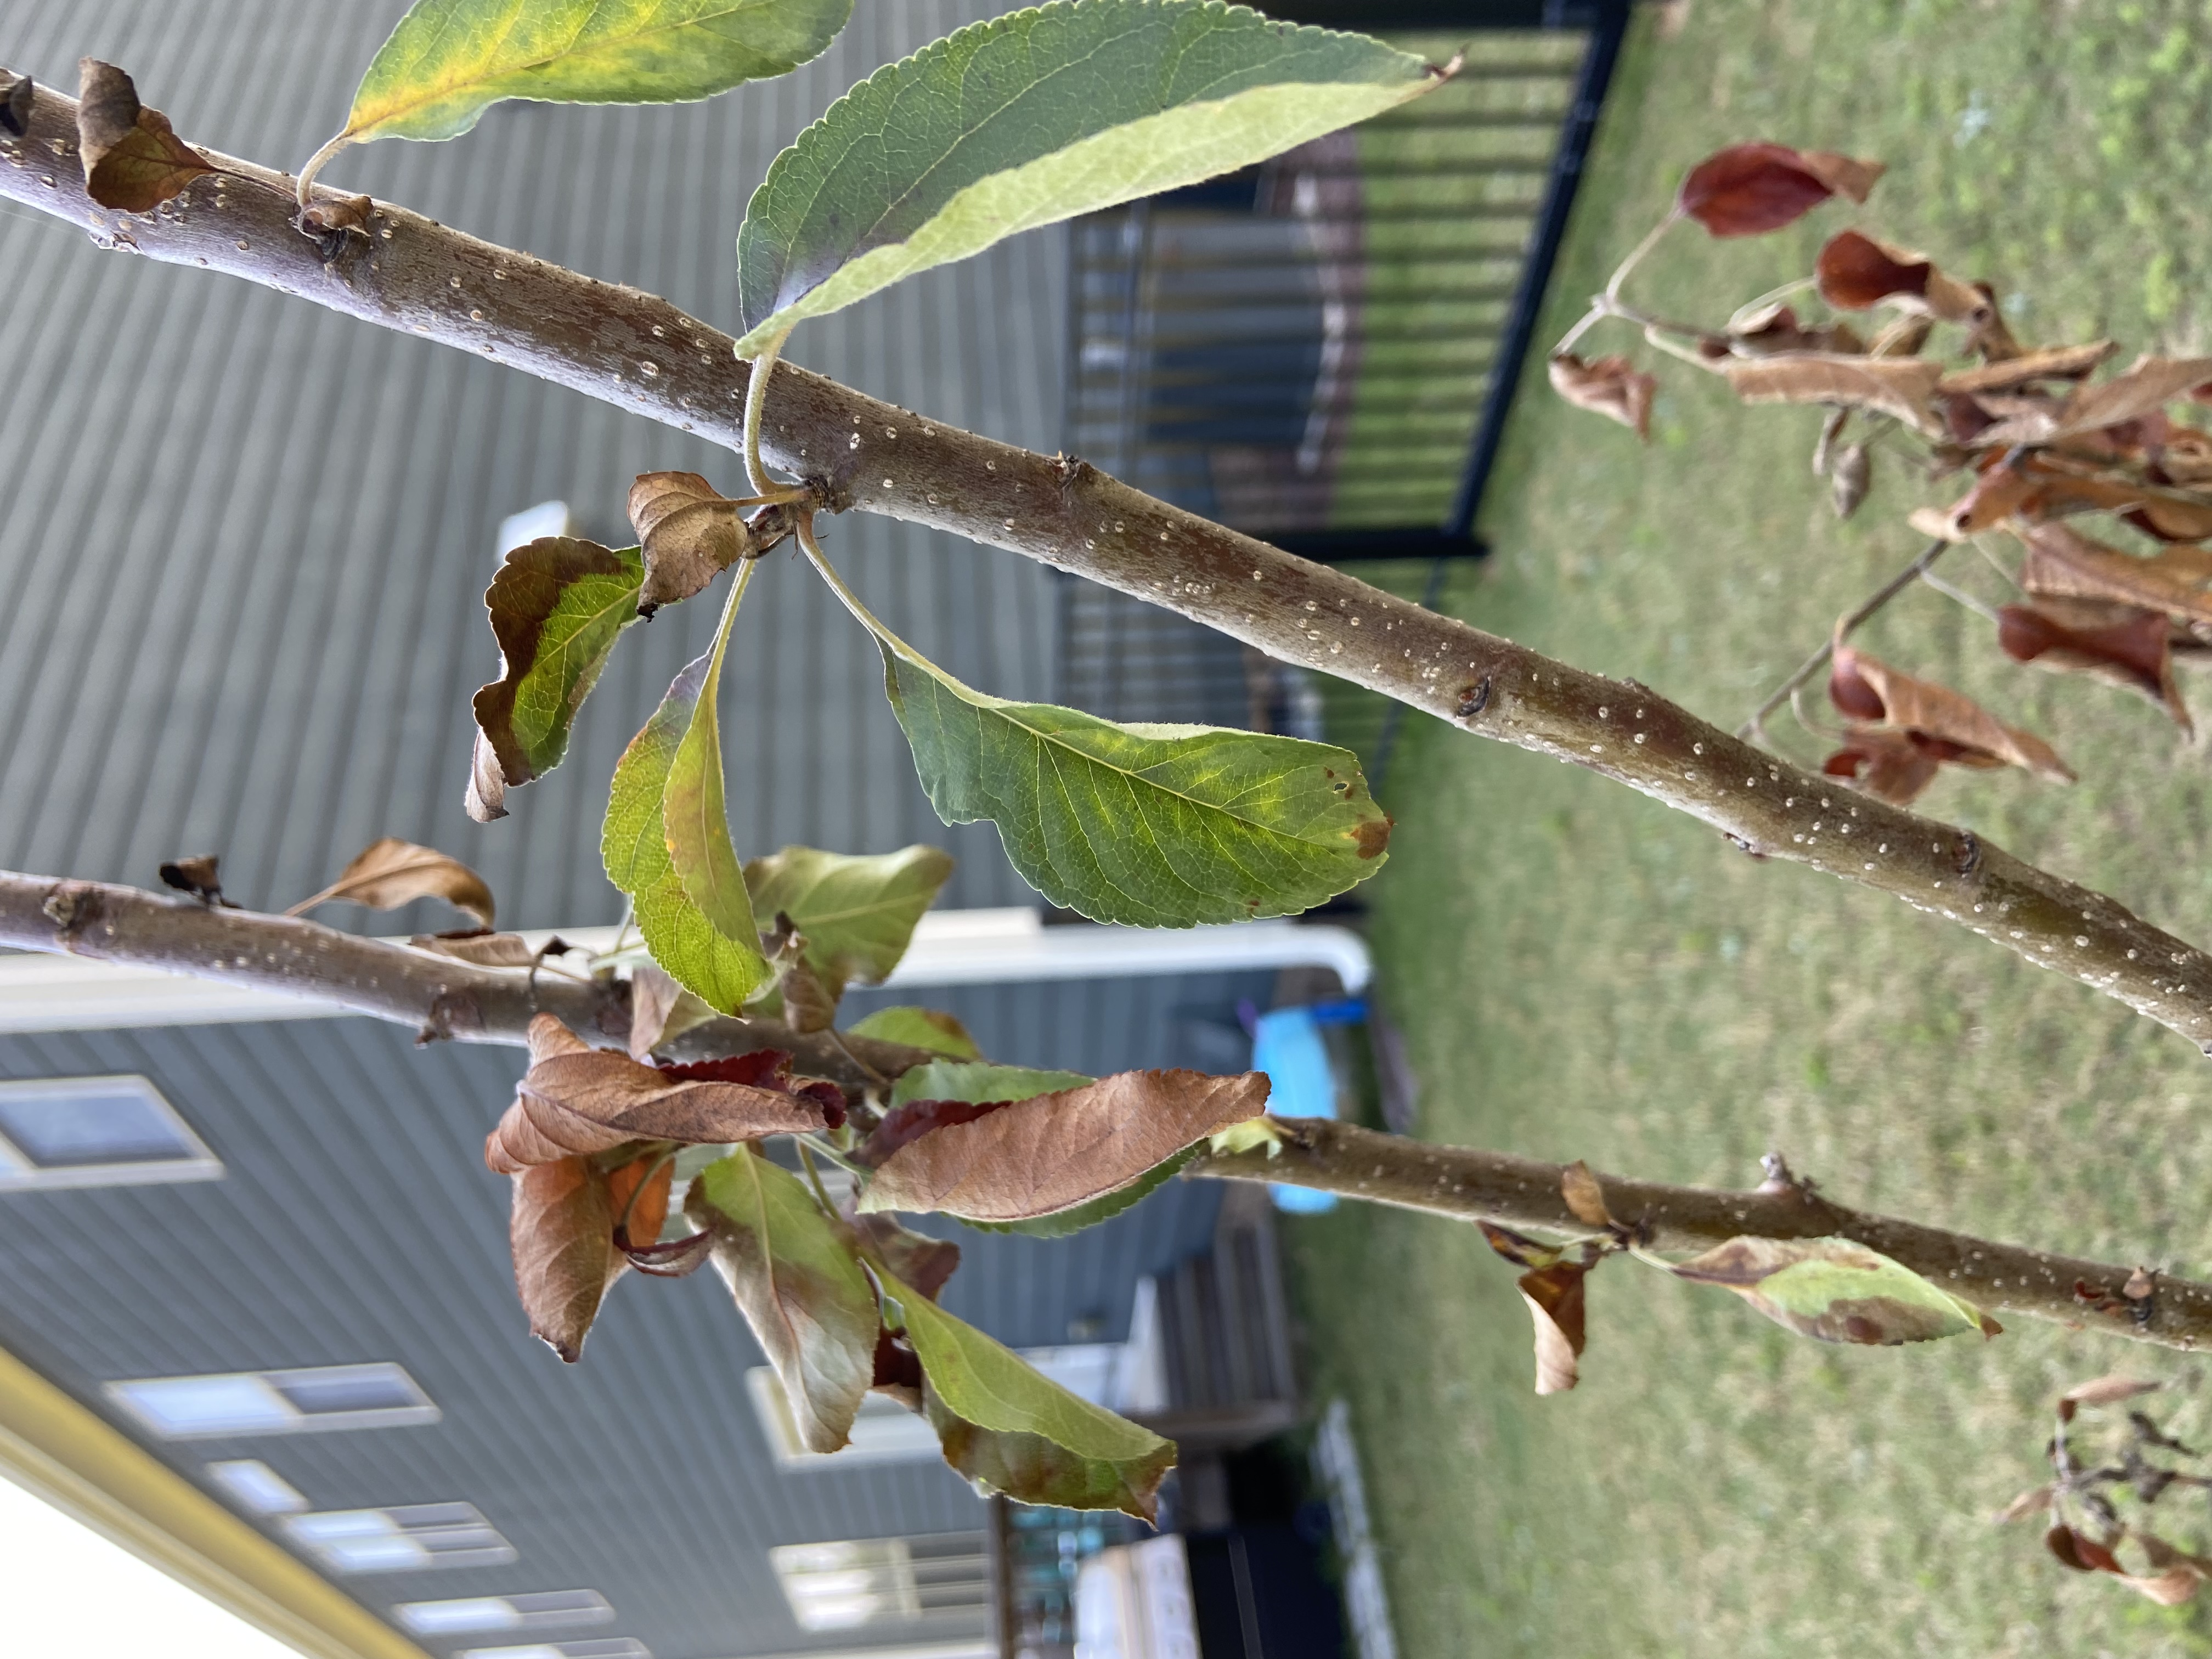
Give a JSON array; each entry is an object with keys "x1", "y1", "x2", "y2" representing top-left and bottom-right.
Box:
[{"x1": 1289, "y1": 3, "x2": 2212, "y2": 1655}]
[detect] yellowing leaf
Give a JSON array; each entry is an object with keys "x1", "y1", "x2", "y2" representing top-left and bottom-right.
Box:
[
  {"x1": 689, "y1": 1146, "x2": 879, "y2": 1454},
  {"x1": 846, "y1": 1006, "x2": 981, "y2": 1060},
  {"x1": 286, "y1": 837, "x2": 495, "y2": 927},
  {"x1": 733, "y1": 1, "x2": 1440, "y2": 352},
  {"x1": 75, "y1": 60, "x2": 214, "y2": 211},
  {"x1": 888, "y1": 1269, "x2": 1175, "y2": 1518},
  {"x1": 1669, "y1": 1235, "x2": 2000, "y2": 1345},
  {"x1": 326, "y1": 0, "x2": 853, "y2": 149}
]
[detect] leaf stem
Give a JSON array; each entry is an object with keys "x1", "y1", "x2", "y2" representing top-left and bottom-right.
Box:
[
  {"x1": 1603, "y1": 212, "x2": 1678, "y2": 304},
  {"x1": 794, "y1": 1140, "x2": 838, "y2": 1218},
  {"x1": 1737, "y1": 539, "x2": 1952, "y2": 741},
  {"x1": 1919, "y1": 568, "x2": 2005, "y2": 624},
  {"x1": 292, "y1": 132, "x2": 349, "y2": 210},
  {"x1": 741, "y1": 325, "x2": 794, "y2": 499}
]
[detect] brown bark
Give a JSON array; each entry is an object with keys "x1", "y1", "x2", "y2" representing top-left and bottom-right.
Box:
[
  {"x1": 0, "y1": 870, "x2": 923, "y2": 1094},
  {"x1": 1192, "y1": 1118, "x2": 2212, "y2": 1352},
  {"x1": 2, "y1": 73, "x2": 2211, "y2": 1049}
]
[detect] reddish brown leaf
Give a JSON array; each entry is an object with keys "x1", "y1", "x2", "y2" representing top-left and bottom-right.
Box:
[
  {"x1": 2017, "y1": 521, "x2": 2212, "y2": 623},
  {"x1": 1814, "y1": 229, "x2": 1990, "y2": 325},
  {"x1": 1723, "y1": 353, "x2": 1940, "y2": 435},
  {"x1": 1997, "y1": 602, "x2": 2190, "y2": 732},
  {"x1": 510, "y1": 1156, "x2": 620, "y2": 1363},
  {"x1": 1728, "y1": 303, "x2": 1864, "y2": 359},
  {"x1": 628, "y1": 471, "x2": 775, "y2": 614},
  {"x1": 1939, "y1": 459, "x2": 2039, "y2": 536},
  {"x1": 2048, "y1": 1524, "x2": 2123, "y2": 1575},
  {"x1": 1676, "y1": 142, "x2": 1881, "y2": 236},
  {"x1": 1547, "y1": 353, "x2": 1654, "y2": 439},
  {"x1": 1519, "y1": 1261, "x2": 1589, "y2": 1395},
  {"x1": 854, "y1": 1099, "x2": 1013, "y2": 1169},
  {"x1": 1822, "y1": 728, "x2": 1943, "y2": 807},
  {"x1": 484, "y1": 1015, "x2": 836, "y2": 1173},
  {"x1": 1559, "y1": 1161, "x2": 1612, "y2": 1229},
  {"x1": 1829, "y1": 643, "x2": 2073, "y2": 784},
  {"x1": 287, "y1": 838, "x2": 495, "y2": 927},
  {"x1": 75, "y1": 60, "x2": 213, "y2": 212},
  {"x1": 851, "y1": 1213, "x2": 962, "y2": 1303},
  {"x1": 1479, "y1": 1220, "x2": 1566, "y2": 1272},
  {"x1": 859, "y1": 1070, "x2": 1269, "y2": 1223}
]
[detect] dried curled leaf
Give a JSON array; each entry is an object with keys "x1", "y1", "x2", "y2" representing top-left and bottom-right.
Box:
[
  {"x1": 1725, "y1": 303, "x2": 1863, "y2": 360},
  {"x1": 629, "y1": 472, "x2": 778, "y2": 613},
  {"x1": 408, "y1": 928, "x2": 546, "y2": 967},
  {"x1": 1829, "y1": 643, "x2": 2073, "y2": 785},
  {"x1": 1520, "y1": 1260, "x2": 1589, "y2": 1396},
  {"x1": 2057, "y1": 1373, "x2": 2162, "y2": 1423},
  {"x1": 509, "y1": 1152, "x2": 671, "y2": 1363},
  {"x1": 861, "y1": 1069, "x2": 1268, "y2": 1223},
  {"x1": 1829, "y1": 442, "x2": 1871, "y2": 519},
  {"x1": 75, "y1": 60, "x2": 214, "y2": 211},
  {"x1": 1814, "y1": 229, "x2": 1990, "y2": 325},
  {"x1": 625, "y1": 962, "x2": 716, "y2": 1061},
  {"x1": 1670, "y1": 1235, "x2": 2001, "y2": 1345},
  {"x1": 1479, "y1": 1221, "x2": 1565, "y2": 1272},
  {"x1": 1548, "y1": 353, "x2": 1654, "y2": 439},
  {"x1": 287, "y1": 837, "x2": 495, "y2": 927},
  {"x1": 1724, "y1": 353, "x2": 1940, "y2": 436},
  {"x1": 1821, "y1": 727, "x2": 1943, "y2": 807},
  {"x1": 1675, "y1": 141, "x2": 1882, "y2": 237},
  {"x1": 1560, "y1": 1161, "x2": 1612, "y2": 1229},
  {"x1": 1937, "y1": 341, "x2": 2116, "y2": 396},
  {"x1": 1997, "y1": 601, "x2": 2190, "y2": 733},
  {"x1": 2046, "y1": 354, "x2": 2212, "y2": 443},
  {"x1": 469, "y1": 537, "x2": 644, "y2": 822},
  {"x1": 484, "y1": 1014, "x2": 837, "y2": 1173},
  {"x1": 157, "y1": 855, "x2": 225, "y2": 905}
]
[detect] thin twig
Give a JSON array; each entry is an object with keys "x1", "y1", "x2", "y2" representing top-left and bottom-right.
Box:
[
  {"x1": 1739, "y1": 539, "x2": 1952, "y2": 741},
  {"x1": 1920, "y1": 568, "x2": 2005, "y2": 624}
]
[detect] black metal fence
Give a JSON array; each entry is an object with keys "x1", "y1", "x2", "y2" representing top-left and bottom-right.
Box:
[{"x1": 1057, "y1": 0, "x2": 1632, "y2": 793}]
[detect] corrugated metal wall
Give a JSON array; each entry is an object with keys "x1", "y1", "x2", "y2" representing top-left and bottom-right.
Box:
[{"x1": 0, "y1": 0, "x2": 1063, "y2": 926}]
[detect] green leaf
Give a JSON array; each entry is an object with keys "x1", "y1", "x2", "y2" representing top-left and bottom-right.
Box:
[
  {"x1": 336, "y1": 0, "x2": 854, "y2": 146},
  {"x1": 889, "y1": 1060, "x2": 1092, "y2": 1113},
  {"x1": 602, "y1": 570, "x2": 772, "y2": 1013},
  {"x1": 1668, "y1": 1235, "x2": 2002, "y2": 1346},
  {"x1": 469, "y1": 538, "x2": 642, "y2": 821},
  {"x1": 885, "y1": 1270, "x2": 1174, "y2": 1518},
  {"x1": 881, "y1": 641, "x2": 1390, "y2": 925},
  {"x1": 689, "y1": 1146, "x2": 880, "y2": 1454},
  {"x1": 735, "y1": 0, "x2": 1439, "y2": 352},
  {"x1": 744, "y1": 844, "x2": 955, "y2": 997},
  {"x1": 846, "y1": 1006, "x2": 981, "y2": 1060}
]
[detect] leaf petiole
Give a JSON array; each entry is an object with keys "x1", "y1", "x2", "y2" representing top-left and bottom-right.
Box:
[{"x1": 741, "y1": 324, "x2": 795, "y2": 498}]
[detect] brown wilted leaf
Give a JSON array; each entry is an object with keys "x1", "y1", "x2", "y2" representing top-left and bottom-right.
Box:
[
  {"x1": 850, "y1": 1212, "x2": 962, "y2": 1303},
  {"x1": 1675, "y1": 141, "x2": 1882, "y2": 236},
  {"x1": 2018, "y1": 522, "x2": 2212, "y2": 622},
  {"x1": 1867, "y1": 312, "x2": 1934, "y2": 360},
  {"x1": 1670, "y1": 1234, "x2": 2001, "y2": 1344},
  {"x1": 157, "y1": 855, "x2": 226, "y2": 905},
  {"x1": 1994, "y1": 1485, "x2": 2054, "y2": 1524},
  {"x1": 508, "y1": 1152, "x2": 668, "y2": 1363},
  {"x1": 1939, "y1": 459, "x2": 2039, "y2": 535},
  {"x1": 408, "y1": 929, "x2": 543, "y2": 968},
  {"x1": 1830, "y1": 443, "x2": 1871, "y2": 519},
  {"x1": 1822, "y1": 727, "x2": 1944, "y2": 807},
  {"x1": 286, "y1": 837, "x2": 495, "y2": 927},
  {"x1": 1997, "y1": 602, "x2": 2191, "y2": 733},
  {"x1": 2057, "y1": 1373, "x2": 2163, "y2": 1423},
  {"x1": 2045, "y1": 354, "x2": 2212, "y2": 442},
  {"x1": 2048, "y1": 1524, "x2": 2124, "y2": 1575},
  {"x1": 1560, "y1": 1161, "x2": 1612, "y2": 1229},
  {"x1": 625, "y1": 962, "x2": 715, "y2": 1062},
  {"x1": 1814, "y1": 230, "x2": 1991, "y2": 326},
  {"x1": 1830, "y1": 643, "x2": 2073, "y2": 784},
  {"x1": 1548, "y1": 353, "x2": 1654, "y2": 439},
  {"x1": 1723, "y1": 353, "x2": 1941, "y2": 435},
  {"x1": 1728, "y1": 303, "x2": 1864, "y2": 360},
  {"x1": 629, "y1": 472, "x2": 764, "y2": 613},
  {"x1": 0, "y1": 74, "x2": 32, "y2": 139},
  {"x1": 1519, "y1": 1261, "x2": 1589, "y2": 1395},
  {"x1": 859, "y1": 1070, "x2": 1269, "y2": 1223},
  {"x1": 484, "y1": 1014, "x2": 837, "y2": 1174},
  {"x1": 1938, "y1": 341, "x2": 2117, "y2": 396},
  {"x1": 75, "y1": 60, "x2": 213, "y2": 211},
  {"x1": 1479, "y1": 1220, "x2": 1565, "y2": 1272}
]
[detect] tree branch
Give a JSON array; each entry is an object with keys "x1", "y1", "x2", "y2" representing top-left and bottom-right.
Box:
[
  {"x1": 7, "y1": 71, "x2": 2212, "y2": 1051},
  {"x1": 1192, "y1": 1118, "x2": 2212, "y2": 1352},
  {"x1": 0, "y1": 871, "x2": 924, "y2": 1094}
]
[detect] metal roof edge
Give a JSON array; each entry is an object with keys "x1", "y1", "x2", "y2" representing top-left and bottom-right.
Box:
[{"x1": 0, "y1": 1341, "x2": 432, "y2": 1659}]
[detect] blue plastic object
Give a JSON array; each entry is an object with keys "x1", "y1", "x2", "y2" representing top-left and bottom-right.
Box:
[{"x1": 1250, "y1": 1005, "x2": 1363, "y2": 1215}]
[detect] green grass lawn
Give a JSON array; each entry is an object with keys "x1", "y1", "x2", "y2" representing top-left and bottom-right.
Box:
[{"x1": 1287, "y1": 3, "x2": 2212, "y2": 1655}]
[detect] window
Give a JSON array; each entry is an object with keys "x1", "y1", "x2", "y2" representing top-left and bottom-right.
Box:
[
  {"x1": 460, "y1": 1644, "x2": 650, "y2": 1659},
  {"x1": 205, "y1": 1460, "x2": 307, "y2": 1516},
  {"x1": 396, "y1": 1592, "x2": 613, "y2": 1638},
  {"x1": 0, "y1": 1075, "x2": 219, "y2": 1189},
  {"x1": 285, "y1": 1503, "x2": 516, "y2": 1574},
  {"x1": 106, "y1": 1363, "x2": 438, "y2": 1438},
  {"x1": 770, "y1": 1536, "x2": 990, "y2": 1633}
]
